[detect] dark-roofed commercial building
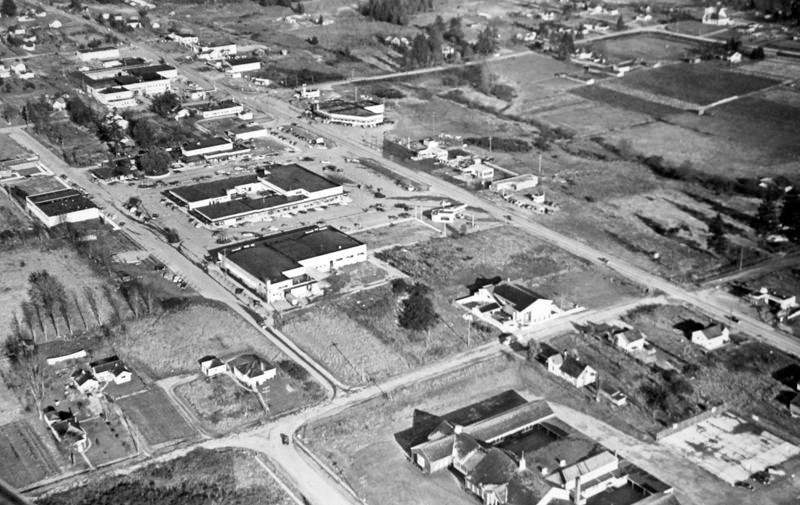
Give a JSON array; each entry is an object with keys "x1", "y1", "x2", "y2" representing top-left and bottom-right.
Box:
[
  {"x1": 190, "y1": 99, "x2": 244, "y2": 119},
  {"x1": 168, "y1": 165, "x2": 345, "y2": 227},
  {"x1": 26, "y1": 188, "x2": 101, "y2": 228},
  {"x1": 211, "y1": 225, "x2": 366, "y2": 303},
  {"x1": 181, "y1": 136, "x2": 234, "y2": 158}
]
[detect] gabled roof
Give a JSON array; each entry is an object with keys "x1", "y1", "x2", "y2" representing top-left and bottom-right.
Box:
[
  {"x1": 559, "y1": 356, "x2": 590, "y2": 379},
  {"x1": 493, "y1": 284, "x2": 547, "y2": 312},
  {"x1": 702, "y1": 323, "x2": 726, "y2": 339},
  {"x1": 71, "y1": 369, "x2": 97, "y2": 385},
  {"x1": 466, "y1": 447, "x2": 518, "y2": 487},
  {"x1": 556, "y1": 451, "x2": 617, "y2": 485},
  {"x1": 229, "y1": 353, "x2": 274, "y2": 378},
  {"x1": 507, "y1": 469, "x2": 555, "y2": 505}
]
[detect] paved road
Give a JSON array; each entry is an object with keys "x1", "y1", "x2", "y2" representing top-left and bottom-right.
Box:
[{"x1": 699, "y1": 250, "x2": 800, "y2": 287}]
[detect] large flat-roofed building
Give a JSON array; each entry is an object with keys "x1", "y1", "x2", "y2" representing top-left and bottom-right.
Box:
[
  {"x1": 181, "y1": 136, "x2": 234, "y2": 158},
  {"x1": 76, "y1": 46, "x2": 120, "y2": 62},
  {"x1": 26, "y1": 188, "x2": 101, "y2": 228},
  {"x1": 211, "y1": 225, "x2": 367, "y2": 303},
  {"x1": 313, "y1": 99, "x2": 384, "y2": 127},
  {"x1": 168, "y1": 164, "x2": 345, "y2": 227},
  {"x1": 196, "y1": 42, "x2": 237, "y2": 61},
  {"x1": 190, "y1": 100, "x2": 244, "y2": 119},
  {"x1": 223, "y1": 56, "x2": 261, "y2": 76}
]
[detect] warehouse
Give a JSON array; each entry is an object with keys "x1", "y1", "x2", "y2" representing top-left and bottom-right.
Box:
[
  {"x1": 313, "y1": 99, "x2": 384, "y2": 127},
  {"x1": 26, "y1": 188, "x2": 101, "y2": 228},
  {"x1": 181, "y1": 136, "x2": 234, "y2": 158},
  {"x1": 223, "y1": 56, "x2": 261, "y2": 77},
  {"x1": 211, "y1": 225, "x2": 367, "y2": 303}
]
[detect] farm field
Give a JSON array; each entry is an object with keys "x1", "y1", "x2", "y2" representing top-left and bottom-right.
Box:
[
  {"x1": 619, "y1": 63, "x2": 780, "y2": 106},
  {"x1": 664, "y1": 21, "x2": 730, "y2": 36},
  {"x1": 588, "y1": 34, "x2": 699, "y2": 63},
  {"x1": 116, "y1": 388, "x2": 196, "y2": 447},
  {"x1": 38, "y1": 448, "x2": 296, "y2": 505},
  {"x1": 570, "y1": 84, "x2": 683, "y2": 118},
  {"x1": 535, "y1": 99, "x2": 653, "y2": 136},
  {"x1": 0, "y1": 420, "x2": 62, "y2": 489}
]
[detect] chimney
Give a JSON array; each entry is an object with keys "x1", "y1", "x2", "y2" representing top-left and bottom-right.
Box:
[
  {"x1": 518, "y1": 451, "x2": 527, "y2": 472},
  {"x1": 559, "y1": 459, "x2": 567, "y2": 468},
  {"x1": 573, "y1": 476, "x2": 582, "y2": 505},
  {"x1": 540, "y1": 466, "x2": 549, "y2": 476},
  {"x1": 453, "y1": 424, "x2": 463, "y2": 434}
]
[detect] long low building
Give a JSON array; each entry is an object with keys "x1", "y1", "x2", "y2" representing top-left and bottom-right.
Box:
[
  {"x1": 313, "y1": 99, "x2": 384, "y2": 127},
  {"x1": 211, "y1": 225, "x2": 367, "y2": 303},
  {"x1": 26, "y1": 188, "x2": 101, "y2": 228},
  {"x1": 167, "y1": 164, "x2": 345, "y2": 227}
]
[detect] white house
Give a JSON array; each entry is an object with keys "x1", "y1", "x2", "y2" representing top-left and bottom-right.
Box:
[
  {"x1": 228, "y1": 354, "x2": 276, "y2": 389},
  {"x1": 48, "y1": 19, "x2": 62, "y2": 29},
  {"x1": 198, "y1": 355, "x2": 227, "y2": 377},
  {"x1": 89, "y1": 356, "x2": 132, "y2": 384},
  {"x1": 727, "y1": 51, "x2": 742, "y2": 64},
  {"x1": 413, "y1": 140, "x2": 449, "y2": 163},
  {"x1": 296, "y1": 83, "x2": 321, "y2": 100},
  {"x1": 457, "y1": 283, "x2": 563, "y2": 330},
  {"x1": 431, "y1": 204, "x2": 467, "y2": 223},
  {"x1": 690, "y1": 323, "x2": 730, "y2": 351},
  {"x1": 747, "y1": 287, "x2": 797, "y2": 312},
  {"x1": 71, "y1": 369, "x2": 100, "y2": 393},
  {"x1": 458, "y1": 158, "x2": 494, "y2": 180},
  {"x1": 541, "y1": 345, "x2": 598, "y2": 388},
  {"x1": 615, "y1": 330, "x2": 647, "y2": 353}
]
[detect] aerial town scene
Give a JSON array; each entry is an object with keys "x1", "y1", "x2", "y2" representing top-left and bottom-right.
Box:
[{"x1": 0, "y1": 0, "x2": 799, "y2": 504}]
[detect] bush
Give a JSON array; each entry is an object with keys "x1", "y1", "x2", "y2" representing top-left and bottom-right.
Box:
[{"x1": 278, "y1": 360, "x2": 309, "y2": 381}]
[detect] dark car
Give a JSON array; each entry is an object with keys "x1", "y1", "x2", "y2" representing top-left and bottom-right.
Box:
[{"x1": 734, "y1": 480, "x2": 754, "y2": 490}]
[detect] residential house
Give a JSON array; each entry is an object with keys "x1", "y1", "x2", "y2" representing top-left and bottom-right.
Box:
[
  {"x1": 52, "y1": 97, "x2": 67, "y2": 112},
  {"x1": 49, "y1": 19, "x2": 62, "y2": 29},
  {"x1": 0, "y1": 65, "x2": 9, "y2": 79},
  {"x1": 614, "y1": 329, "x2": 648, "y2": 353},
  {"x1": 690, "y1": 323, "x2": 730, "y2": 351},
  {"x1": 198, "y1": 355, "x2": 227, "y2": 377},
  {"x1": 441, "y1": 43, "x2": 456, "y2": 58},
  {"x1": 727, "y1": 51, "x2": 742, "y2": 64},
  {"x1": 71, "y1": 369, "x2": 100, "y2": 393},
  {"x1": 412, "y1": 140, "x2": 449, "y2": 163},
  {"x1": 43, "y1": 406, "x2": 89, "y2": 452},
  {"x1": 540, "y1": 345, "x2": 598, "y2": 388},
  {"x1": 747, "y1": 287, "x2": 798, "y2": 313},
  {"x1": 89, "y1": 355, "x2": 132, "y2": 384},
  {"x1": 228, "y1": 353, "x2": 276, "y2": 389},
  {"x1": 457, "y1": 282, "x2": 564, "y2": 330}
]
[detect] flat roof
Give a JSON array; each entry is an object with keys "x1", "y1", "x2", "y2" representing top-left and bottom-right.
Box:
[
  {"x1": 78, "y1": 46, "x2": 117, "y2": 53},
  {"x1": 214, "y1": 226, "x2": 363, "y2": 283},
  {"x1": 263, "y1": 163, "x2": 338, "y2": 193},
  {"x1": 194, "y1": 193, "x2": 301, "y2": 221},
  {"x1": 227, "y1": 56, "x2": 260, "y2": 65},
  {"x1": 170, "y1": 174, "x2": 258, "y2": 202},
  {"x1": 183, "y1": 136, "x2": 233, "y2": 151},
  {"x1": 128, "y1": 64, "x2": 176, "y2": 76},
  {"x1": 31, "y1": 193, "x2": 97, "y2": 217},
  {"x1": 10, "y1": 176, "x2": 67, "y2": 197},
  {"x1": 318, "y1": 100, "x2": 377, "y2": 117},
  {"x1": 192, "y1": 100, "x2": 241, "y2": 112}
]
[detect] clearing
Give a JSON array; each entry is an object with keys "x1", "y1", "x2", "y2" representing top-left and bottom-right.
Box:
[
  {"x1": 588, "y1": 33, "x2": 700, "y2": 64},
  {"x1": 0, "y1": 420, "x2": 62, "y2": 489},
  {"x1": 116, "y1": 388, "x2": 196, "y2": 447}
]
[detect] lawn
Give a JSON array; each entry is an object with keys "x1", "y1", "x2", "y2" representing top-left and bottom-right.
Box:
[
  {"x1": 116, "y1": 388, "x2": 196, "y2": 447},
  {"x1": 0, "y1": 190, "x2": 29, "y2": 232},
  {"x1": 82, "y1": 416, "x2": 137, "y2": 467},
  {"x1": 0, "y1": 420, "x2": 62, "y2": 488},
  {"x1": 588, "y1": 33, "x2": 699, "y2": 64},
  {"x1": 620, "y1": 63, "x2": 780, "y2": 106},
  {"x1": 38, "y1": 448, "x2": 296, "y2": 505}
]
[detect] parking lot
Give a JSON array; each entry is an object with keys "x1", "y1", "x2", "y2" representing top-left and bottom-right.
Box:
[{"x1": 660, "y1": 412, "x2": 800, "y2": 485}]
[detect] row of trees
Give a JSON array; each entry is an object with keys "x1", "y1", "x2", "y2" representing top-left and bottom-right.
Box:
[
  {"x1": 753, "y1": 190, "x2": 800, "y2": 241},
  {"x1": 361, "y1": 0, "x2": 433, "y2": 25},
  {"x1": 403, "y1": 16, "x2": 498, "y2": 69}
]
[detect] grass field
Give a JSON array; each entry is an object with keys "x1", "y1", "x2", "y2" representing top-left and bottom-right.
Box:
[
  {"x1": 620, "y1": 63, "x2": 780, "y2": 106},
  {"x1": 588, "y1": 34, "x2": 699, "y2": 64},
  {"x1": 0, "y1": 420, "x2": 61, "y2": 488},
  {"x1": 665, "y1": 21, "x2": 728, "y2": 36},
  {"x1": 0, "y1": 243, "x2": 129, "y2": 343},
  {"x1": 38, "y1": 448, "x2": 295, "y2": 505},
  {"x1": 0, "y1": 191, "x2": 29, "y2": 231},
  {"x1": 535, "y1": 99, "x2": 653, "y2": 136},
  {"x1": 117, "y1": 388, "x2": 196, "y2": 446},
  {"x1": 176, "y1": 377, "x2": 262, "y2": 432},
  {"x1": 350, "y1": 219, "x2": 438, "y2": 250},
  {"x1": 82, "y1": 416, "x2": 137, "y2": 467},
  {"x1": 570, "y1": 85, "x2": 683, "y2": 118},
  {"x1": 113, "y1": 300, "x2": 287, "y2": 379}
]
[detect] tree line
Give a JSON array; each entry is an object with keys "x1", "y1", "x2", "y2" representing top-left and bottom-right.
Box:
[
  {"x1": 403, "y1": 15, "x2": 499, "y2": 69},
  {"x1": 361, "y1": 0, "x2": 433, "y2": 25}
]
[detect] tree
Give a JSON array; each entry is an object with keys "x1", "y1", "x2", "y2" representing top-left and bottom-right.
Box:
[
  {"x1": 66, "y1": 96, "x2": 95, "y2": 127},
  {"x1": 138, "y1": 149, "x2": 172, "y2": 175},
  {"x1": 753, "y1": 194, "x2": 780, "y2": 237},
  {"x1": 1, "y1": 0, "x2": 17, "y2": 18},
  {"x1": 750, "y1": 46, "x2": 765, "y2": 59},
  {"x1": 707, "y1": 213, "x2": 727, "y2": 253},
  {"x1": 398, "y1": 289, "x2": 437, "y2": 332},
  {"x1": 408, "y1": 33, "x2": 432, "y2": 68},
  {"x1": 780, "y1": 192, "x2": 800, "y2": 242},
  {"x1": 28, "y1": 271, "x2": 67, "y2": 337},
  {"x1": 164, "y1": 227, "x2": 180, "y2": 244},
  {"x1": 150, "y1": 91, "x2": 181, "y2": 118},
  {"x1": 446, "y1": 17, "x2": 464, "y2": 43},
  {"x1": 131, "y1": 119, "x2": 157, "y2": 147},
  {"x1": 615, "y1": 15, "x2": 625, "y2": 31},
  {"x1": 474, "y1": 25, "x2": 498, "y2": 54}
]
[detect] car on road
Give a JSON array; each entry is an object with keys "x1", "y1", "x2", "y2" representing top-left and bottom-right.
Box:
[{"x1": 734, "y1": 481, "x2": 754, "y2": 490}]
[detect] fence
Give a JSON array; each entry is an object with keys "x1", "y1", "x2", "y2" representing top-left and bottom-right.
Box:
[{"x1": 653, "y1": 403, "x2": 728, "y2": 440}]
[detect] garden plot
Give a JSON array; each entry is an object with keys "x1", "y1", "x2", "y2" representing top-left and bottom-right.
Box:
[{"x1": 661, "y1": 413, "x2": 800, "y2": 485}]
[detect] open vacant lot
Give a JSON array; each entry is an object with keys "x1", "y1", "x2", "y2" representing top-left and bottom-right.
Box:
[
  {"x1": 38, "y1": 448, "x2": 295, "y2": 505},
  {"x1": 350, "y1": 219, "x2": 439, "y2": 250},
  {"x1": 620, "y1": 63, "x2": 780, "y2": 106},
  {"x1": 662, "y1": 413, "x2": 800, "y2": 485},
  {"x1": 0, "y1": 420, "x2": 61, "y2": 488},
  {"x1": 589, "y1": 34, "x2": 699, "y2": 63},
  {"x1": 176, "y1": 377, "x2": 263, "y2": 432},
  {"x1": 117, "y1": 388, "x2": 196, "y2": 447}
]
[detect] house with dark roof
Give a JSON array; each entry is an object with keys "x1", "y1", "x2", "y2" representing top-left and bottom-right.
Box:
[
  {"x1": 540, "y1": 345, "x2": 598, "y2": 388},
  {"x1": 89, "y1": 356, "x2": 132, "y2": 385},
  {"x1": 42, "y1": 406, "x2": 89, "y2": 452},
  {"x1": 199, "y1": 355, "x2": 227, "y2": 377},
  {"x1": 690, "y1": 323, "x2": 730, "y2": 351},
  {"x1": 228, "y1": 353, "x2": 276, "y2": 389},
  {"x1": 70, "y1": 369, "x2": 100, "y2": 393},
  {"x1": 457, "y1": 282, "x2": 563, "y2": 331}
]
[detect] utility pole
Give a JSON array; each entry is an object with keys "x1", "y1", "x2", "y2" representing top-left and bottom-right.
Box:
[{"x1": 538, "y1": 154, "x2": 542, "y2": 175}]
